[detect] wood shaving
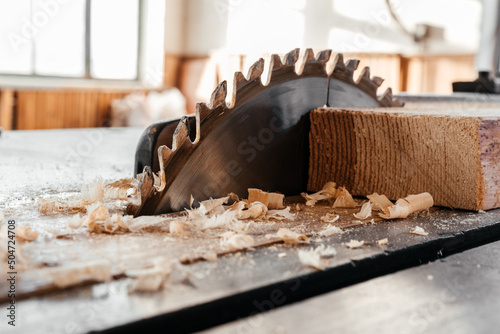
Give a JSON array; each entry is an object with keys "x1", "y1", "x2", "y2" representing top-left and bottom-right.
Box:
[
  {"x1": 320, "y1": 213, "x2": 339, "y2": 223},
  {"x1": 298, "y1": 245, "x2": 336, "y2": 270},
  {"x1": 377, "y1": 238, "x2": 388, "y2": 245},
  {"x1": 202, "y1": 252, "x2": 218, "y2": 261},
  {"x1": 266, "y1": 207, "x2": 296, "y2": 220},
  {"x1": 127, "y1": 257, "x2": 171, "y2": 292},
  {"x1": 301, "y1": 182, "x2": 337, "y2": 206},
  {"x1": 44, "y1": 260, "x2": 111, "y2": 288},
  {"x1": 237, "y1": 201, "x2": 267, "y2": 219},
  {"x1": 16, "y1": 226, "x2": 39, "y2": 241},
  {"x1": 410, "y1": 226, "x2": 429, "y2": 236},
  {"x1": 276, "y1": 228, "x2": 308, "y2": 244},
  {"x1": 104, "y1": 178, "x2": 138, "y2": 200},
  {"x1": 345, "y1": 239, "x2": 365, "y2": 249},
  {"x1": 318, "y1": 225, "x2": 343, "y2": 236},
  {"x1": 333, "y1": 187, "x2": 356, "y2": 208},
  {"x1": 221, "y1": 234, "x2": 254, "y2": 250},
  {"x1": 278, "y1": 252, "x2": 287, "y2": 258},
  {"x1": 248, "y1": 188, "x2": 284, "y2": 209},
  {"x1": 295, "y1": 203, "x2": 301, "y2": 211},
  {"x1": 367, "y1": 193, "x2": 393, "y2": 211},
  {"x1": 81, "y1": 178, "x2": 105, "y2": 203},
  {"x1": 169, "y1": 221, "x2": 185, "y2": 235},
  {"x1": 354, "y1": 201, "x2": 372, "y2": 219},
  {"x1": 379, "y1": 193, "x2": 434, "y2": 219}
]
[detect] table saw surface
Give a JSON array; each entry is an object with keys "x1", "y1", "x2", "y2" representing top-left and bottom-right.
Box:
[{"x1": 0, "y1": 128, "x2": 499, "y2": 334}]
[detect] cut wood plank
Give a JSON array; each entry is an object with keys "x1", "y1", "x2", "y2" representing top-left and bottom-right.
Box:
[{"x1": 308, "y1": 106, "x2": 500, "y2": 210}]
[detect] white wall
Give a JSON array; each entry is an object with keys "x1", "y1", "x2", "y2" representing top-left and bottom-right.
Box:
[{"x1": 165, "y1": 0, "x2": 482, "y2": 56}]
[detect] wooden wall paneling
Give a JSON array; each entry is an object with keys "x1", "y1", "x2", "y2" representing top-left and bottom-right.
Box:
[
  {"x1": 0, "y1": 89, "x2": 15, "y2": 130},
  {"x1": 404, "y1": 54, "x2": 475, "y2": 94},
  {"x1": 179, "y1": 57, "x2": 217, "y2": 114},
  {"x1": 164, "y1": 54, "x2": 181, "y2": 87}
]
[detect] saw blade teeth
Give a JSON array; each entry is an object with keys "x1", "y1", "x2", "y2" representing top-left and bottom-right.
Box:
[
  {"x1": 234, "y1": 71, "x2": 248, "y2": 88},
  {"x1": 138, "y1": 166, "x2": 155, "y2": 201},
  {"x1": 247, "y1": 58, "x2": 265, "y2": 80},
  {"x1": 270, "y1": 54, "x2": 284, "y2": 70},
  {"x1": 315, "y1": 49, "x2": 332, "y2": 63},
  {"x1": 372, "y1": 76, "x2": 384, "y2": 87},
  {"x1": 378, "y1": 87, "x2": 394, "y2": 106},
  {"x1": 209, "y1": 80, "x2": 227, "y2": 108},
  {"x1": 303, "y1": 48, "x2": 315, "y2": 62},
  {"x1": 346, "y1": 59, "x2": 360, "y2": 72},
  {"x1": 284, "y1": 48, "x2": 300, "y2": 65},
  {"x1": 197, "y1": 102, "x2": 211, "y2": 121},
  {"x1": 158, "y1": 145, "x2": 174, "y2": 170},
  {"x1": 172, "y1": 117, "x2": 190, "y2": 150}
]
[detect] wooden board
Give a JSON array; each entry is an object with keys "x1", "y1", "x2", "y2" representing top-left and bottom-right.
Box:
[{"x1": 308, "y1": 105, "x2": 500, "y2": 210}]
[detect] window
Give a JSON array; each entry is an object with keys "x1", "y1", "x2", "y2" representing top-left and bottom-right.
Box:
[{"x1": 0, "y1": 0, "x2": 164, "y2": 84}]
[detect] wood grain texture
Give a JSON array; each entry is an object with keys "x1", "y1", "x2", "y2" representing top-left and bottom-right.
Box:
[
  {"x1": 0, "y1": 89, "x2": 14, "y2": 130},
  {"x1": 15, "y1": 90, "x2": 130, "y2": 130},
  {"x1": 308, "y1": 107, "x2": 500, "y2": 210}
]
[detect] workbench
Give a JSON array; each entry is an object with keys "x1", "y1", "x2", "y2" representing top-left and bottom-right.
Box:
[{"x1": 0, "y1": 128, "x2": 499, "y2": 334}]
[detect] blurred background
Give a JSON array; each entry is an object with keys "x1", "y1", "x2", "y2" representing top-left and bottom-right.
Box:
[{"x1": 0, "y1": 0, "x2": 482, "y2": 130}]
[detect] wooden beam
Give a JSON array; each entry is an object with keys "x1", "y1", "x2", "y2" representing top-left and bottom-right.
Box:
[{"x1": 308, "y1": 106, "x2": 500, "y2": 210}]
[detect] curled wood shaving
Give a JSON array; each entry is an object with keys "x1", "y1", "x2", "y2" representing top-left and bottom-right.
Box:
[
  {"x1": 301, "y1": 182, "x2": 337, "y2": 206},
  {"x1": 410, "y1": 226, "x2": 428, "y2": 236},
  {"x1": 237, "y1": 201, "x2": 267, "y2": 220},
  {"x1": 248, "y1": 189, "x2": 284, "y2": 209},
  {"x1": 353, "y1": 201, "x2": 372, "y2": 219},
  {"x1": 318, "y1": 225, "x2": 343, "y2": 236},
  {"x1": 298, "y1": 245, "x2": 336, "y2": 270},
  {"x1": 266, "y1": 207, "x2": 296, "y2": 220},
  {"x1": 367, "y1": 193, "x2": 393, "y2": 211},
  {"x1": 333, "y1": 187, "x2": 356, "y2": 208},
  {"x1": 276, "y1": 228, "x2": 308, "y2": 244},
  {"x1": 81, "y1": 178, "x2": 105, "y2": 203},
  {"x1": 221, "y1": 234, "x2": 254, "y2": 250},
  {"x1": 104, "y1": 178, "x2": 138, "y2": 200},
  {"x1": 320, "y1": 213, "x2": 339, "y2": 223},
  {"x1": 17, "y1": 226, "x2": 39, "y2": 241},
  {"x1": 379, "y1": 193, "x2": 434, "y2": 219},
  {"x1": 45, "y1": 260, "x2": 111, "y2": 288},
  {"x1": 345, "y1": 239, "x2": 365, "y2": 249}
]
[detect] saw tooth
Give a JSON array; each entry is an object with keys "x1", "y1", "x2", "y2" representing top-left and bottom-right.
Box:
[
  {"x1": 234, "y1": 71, "x2": 248, "y2": 88},
  {"x1": 378, "y1": 87, "x2": 394, "y2": 106},
  {"x1": 209, "y1": 80, "x2": 227, "y2": 108},
  {"x1": 358, "y1": 66, "x2": 371, "y2": 80},
  {"x1": 315, "y1": 49, "x2": 332, "y2": 63},
  {"x1": 158, "y1": 145, "x2": 174, "y2": 170},
  {"x1": 303, "y1": 48, "x2": 315, "y2": 62},
  {"x1": 197, "y1": 102, "x2": 211, "y2": 120},
  {"x1": 346, "y1": 59, "x2": 360, "y2": 72},
  {"x1": 139, "y1": 166, "x2": 155, "y2": 201},
  {"x1": 284, "y1": 48, "x2": 300, "y2": 65},
  {"x1": 372, "y1": 76, "x2": 384, "y2": 87},
  {"x1": 247, "y1": 58, "x2": 265, "y2": 80},
  {"x1": 172, "y1": 118, "x2": 189, "y2": 150},
  {"x1": 269, "y1": 54, "x2": 284, "y2": 70}
]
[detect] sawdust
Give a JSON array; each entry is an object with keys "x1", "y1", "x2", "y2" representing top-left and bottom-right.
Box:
[
  {"x1": 377, "y1": 238, "x2": 389, "y2": 245},
  {"x1": 317, "y1": 225, "x2": 343, "y2": 236},
  {"x1": 320, "y1": 213, "x2": 339, "y2": 223},
  {"x1": 221, "y1": 233, "x2": 254, "y2": 250}
]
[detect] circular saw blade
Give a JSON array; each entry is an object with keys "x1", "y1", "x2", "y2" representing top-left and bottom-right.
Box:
[{"x1": 129, "y1": 49, "x2": 402, "y2": 216}]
